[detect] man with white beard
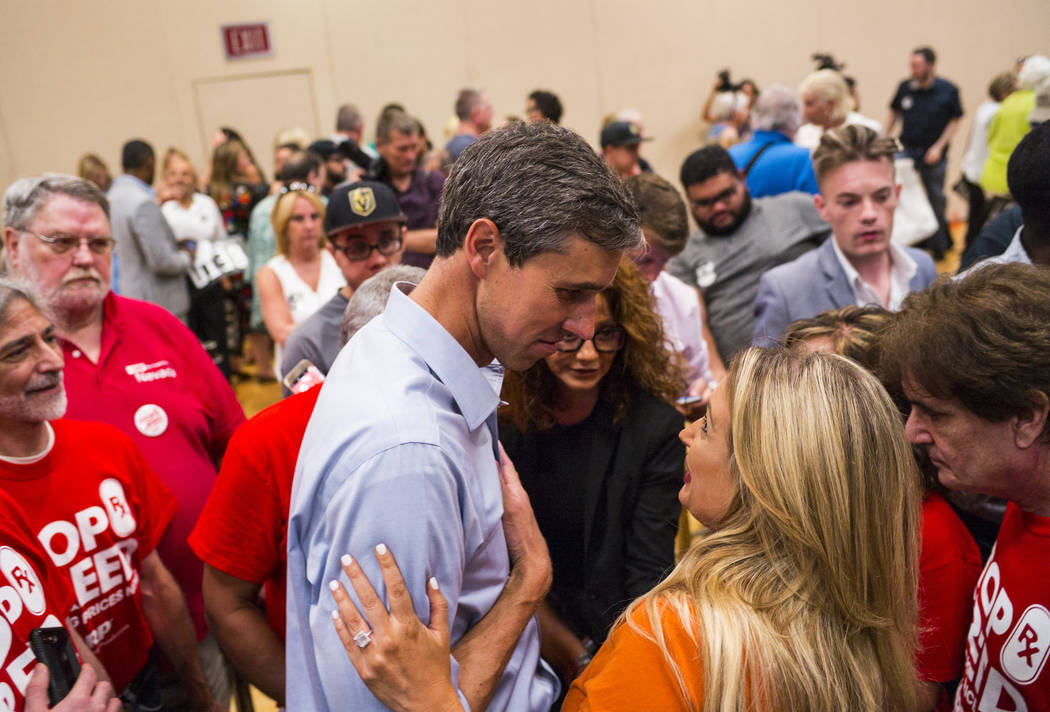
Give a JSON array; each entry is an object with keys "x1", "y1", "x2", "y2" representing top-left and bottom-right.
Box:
[{"x1": 0, "y1": 278, "x2": 223, "y2": 710}]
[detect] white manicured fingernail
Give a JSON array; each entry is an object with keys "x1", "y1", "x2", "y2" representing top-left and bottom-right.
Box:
[
  {"x1": 329, "y1": 580, "x2": 339, "y2": 592},
  {"x1": 429, "y1": 577, "x2": 439, "y2": 590},
  {"x1": 341, "y1": 554, "x2": 353, "y2": 567},
  {"x1": 331, "y1": 609, "x2": 340, "y2": 620},
  {"x1": 376, "y1": 543, "x2": 388, "y2": 555}
]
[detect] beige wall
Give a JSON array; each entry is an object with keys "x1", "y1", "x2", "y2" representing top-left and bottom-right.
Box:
[{"x1": 2, "y1": 0, "x2": 1047, "y2": 220}]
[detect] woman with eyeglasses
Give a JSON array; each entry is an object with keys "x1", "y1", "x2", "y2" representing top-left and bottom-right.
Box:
[
  {"x1": 255, "y1": 187, "x2": 345, "y2": 378},
  {"x1": 496, "y1": 259, "x2": 686, "y2": 690}
]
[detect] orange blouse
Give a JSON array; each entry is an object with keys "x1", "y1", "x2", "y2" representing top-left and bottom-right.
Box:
[{"x1": 563, "y1": 600, "x2": 705, "y2": 711}]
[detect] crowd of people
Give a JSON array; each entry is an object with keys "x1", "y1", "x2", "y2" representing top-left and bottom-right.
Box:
[{"x1": 0, "y1": 43, "x2": 1048, "y2": 712}]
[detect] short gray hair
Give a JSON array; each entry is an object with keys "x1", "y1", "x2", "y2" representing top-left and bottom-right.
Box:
[
  {"x1": 0, "y1": 277, "x2": 46, "y2": 325},
  {"x1": 340, "y1": 265, "x2": 426, "y2": 345},
  {"x1": 436, "y1": 121, "x2": 642, "y2": 267},
  {"x1": 455, "y1": 88, "x2": 483, "y2": 121},
  {"x1": 751, "y1": 83, "x2": 803, "y2": 135},
  {"x1": 376, "y1": 111, "x2": 420, "y2": 144},
  {"x1": 336, "y1": 104, "x2": 364, "y2": 133},
  {"x1": 3, "y1": 174, "x2": 110, "y2": 232}
]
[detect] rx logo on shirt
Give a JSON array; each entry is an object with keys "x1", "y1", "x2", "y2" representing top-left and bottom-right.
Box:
[
  {"x1": 1002, "y1": 605, "x2": 1050, "y2": 685},
  {"x1": 0, "y1": 546, "x2": 46, "y2": 615}
]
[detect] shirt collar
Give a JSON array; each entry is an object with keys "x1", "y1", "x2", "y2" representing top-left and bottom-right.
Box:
[
  {"x1": 751, "y1": 130, "x2": 791, "y2": 145},
  {"x1": 115, "y1": 173, "x2": 155, "y2": 197},
  {"x1": 382, "y1": 283, "x2": 502, "y2": 431},
  {"x1": 1001, "y1": 226, "x2": 1032, "y2": 265},
  {"x1": 0, "y1": 422, "x2": 55, "y2": 465},
  {"x1": 831, "y1": 238, "x2": 918, "y2": 308}
]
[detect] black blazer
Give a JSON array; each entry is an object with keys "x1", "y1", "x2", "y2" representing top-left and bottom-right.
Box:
[{"x1": 501, "y1": 394, "x2": 685, "y2": 642}]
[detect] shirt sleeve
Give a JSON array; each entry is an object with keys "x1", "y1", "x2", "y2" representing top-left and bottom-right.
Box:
[
  {"x1": 188, "y1": 428, "x2": 281, "y2": 584},
  {"x1": 666, "y1": 252, "x2": 699, "y2": 290},
  {"x1": 949, "y1": 85, "x2": 964, "y2": 119},
  {"x1": 751, "y1": 271, "x2": 791, "y2": 348},
  {"x1": 246, "y1": 200, "x2": 273, "y2": 283},
  {"x1": 298, "y1": 444, "x2": 486, "y2": 711},
  {"x1": 890, "y1": 82, "x2": 907, "y2": 112},
  {"x1": 280, "y1": 327, "x2": 324, "y2": 391},
  {"x1": 916, "y1": 501, "x2": 982, "y2": 682},
  {"x1": 564, "y1": 601, "x2": 703, "y2": 711},
  {"x1": 130, "y1": 201, "x2": 192, "y2": 276}
]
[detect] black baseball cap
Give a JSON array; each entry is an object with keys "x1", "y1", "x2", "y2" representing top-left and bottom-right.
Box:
[
  {"x1": 307, "y1": 139, "x2": 343, "y2": 160},
  {"x1": 325, "y1": 180, "x2": 406, "y2": 235},
  {"x1": 600, "y1": 121, "x2": 652, "y2": 148}
]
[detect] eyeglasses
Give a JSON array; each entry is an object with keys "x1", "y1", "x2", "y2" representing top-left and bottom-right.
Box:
[
  {"x1": 23, "y1": 230, "x2": 115, "y2": 255},
  {"x1": 555, "y1": 327, "x2": 626, "y2": 353},
  {"x1": 332, "y1": 232, "x2": 403, "y2": 262},
  {"x1": 689, "y1": 184, "x2": 741, "y2": 210},
  {"x1": 279, "y1": 182, "x2": 318, "y2": 195}
]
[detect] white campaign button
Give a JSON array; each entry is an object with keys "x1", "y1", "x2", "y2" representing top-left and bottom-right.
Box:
[
  {"x1": 133, "y1": 404, "x2": 168, "y2": 438},
  {"x1": 72, "y1": 350, "x2": 81, "y2": 358}
]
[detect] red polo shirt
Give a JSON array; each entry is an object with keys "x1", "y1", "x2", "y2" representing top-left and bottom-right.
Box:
[
  {"x1": 189, "y1": 386, "x2": 320, "y2": 641},
  {"x1": 60, "y1": 293, "x2": 245, "y2": 638}
]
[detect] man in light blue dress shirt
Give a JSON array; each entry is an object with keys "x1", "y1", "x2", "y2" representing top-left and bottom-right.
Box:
[{"x1": 286, "y1": 121, "x2": 644, "y2": 711}]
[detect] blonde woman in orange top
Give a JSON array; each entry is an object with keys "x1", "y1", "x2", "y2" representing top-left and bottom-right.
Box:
[{"x1": 327, "y1": 347, "x2": 922, "y2": 712}]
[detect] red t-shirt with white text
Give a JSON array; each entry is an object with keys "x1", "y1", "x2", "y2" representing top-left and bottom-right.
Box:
[
  {"x1": 0, "y1": 488, "x2": 75, "y2": 711},
  {"x1": 0, "y1": 420, "x2": 177, "y2": 692},
  {"x1": 60, "y1": 293, "x2": 245, "y2": 638},
  {"x1": 954, "y1": 502, "x2": 1050, "y2": 711},
  {"x1": 189, "y1": 386, "x2": 320, "y2": 641}
]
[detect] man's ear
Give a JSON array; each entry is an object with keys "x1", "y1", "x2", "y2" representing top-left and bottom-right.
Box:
[
  {"x1": 813, "y1": 192, "x2": 830, "y2": 223},
  {"x1": 463, "y1": 219, "x2": 502, "y2": 279},
  {"x1": 3, "y1": 227, "x2": 21, "y2": 272},
  {"x1": 1013, "y1": 390, "x2": 1050, "y2": 449}
]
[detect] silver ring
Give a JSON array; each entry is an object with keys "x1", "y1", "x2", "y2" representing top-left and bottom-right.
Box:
[{"x1": 353, "y1": 630, "x2": 373, "y2": 649}]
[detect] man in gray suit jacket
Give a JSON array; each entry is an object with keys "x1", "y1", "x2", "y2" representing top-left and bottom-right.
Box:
[
  {"x1": 752, "y1": 125, "x2": 938, "y2": 346},
  {"x1": 109, "y1": 139, "x2": 192, "y2": 322}
]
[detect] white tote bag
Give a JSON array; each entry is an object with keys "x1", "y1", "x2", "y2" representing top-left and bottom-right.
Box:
[{"x1": 891, "y1": 156, "x2": 939, "y2": 246}]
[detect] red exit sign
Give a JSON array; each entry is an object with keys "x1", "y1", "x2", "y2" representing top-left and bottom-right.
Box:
[{"x1": 222, "y1": 23, "x2": 272, "y2": 60}]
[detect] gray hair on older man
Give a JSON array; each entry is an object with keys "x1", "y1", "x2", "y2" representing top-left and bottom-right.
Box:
[{"x1": 340, "y1": 265, "x2": 427, "y2": 346}]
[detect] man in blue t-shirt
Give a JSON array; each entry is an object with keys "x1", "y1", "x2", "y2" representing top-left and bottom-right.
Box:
[{"x1": 886, "y1": 46, "x2": 964, "y2": 258}]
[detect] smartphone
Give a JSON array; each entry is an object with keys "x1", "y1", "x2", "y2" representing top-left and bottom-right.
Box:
[
  {"x1": 282, "y1": 359, "x2": 326, "y2": 394},
  {"x1": 676, "y1": 395, "x2": 705, "y2": 406},
  {"x1": 29, "y1": 626, "x2": 81, "y2": 705}
]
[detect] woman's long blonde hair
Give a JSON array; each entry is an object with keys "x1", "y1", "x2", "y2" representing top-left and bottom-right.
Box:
[{"x1": 627, "y1": 347, "x2": 921, "y2": 712}]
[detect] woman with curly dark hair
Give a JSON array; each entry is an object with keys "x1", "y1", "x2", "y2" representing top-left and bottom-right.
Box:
[{"x1": 499, "y1": 258, "x2": 686, "y2": 689}]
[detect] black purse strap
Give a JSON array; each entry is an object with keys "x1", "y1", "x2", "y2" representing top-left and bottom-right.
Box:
[{"x1": 742, "y1": 141, "x2": 776, "y2": 176}]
